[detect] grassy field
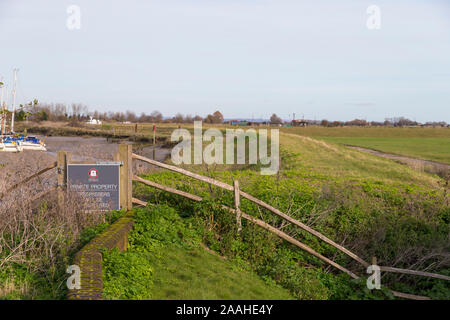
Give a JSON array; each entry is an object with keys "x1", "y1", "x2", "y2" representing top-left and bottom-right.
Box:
[
  {"x1": 282, "y1": 126, "x2": 450, "y2": 138},
  {"x1": 20, "y1": 121, "x2": 450, "y2": 164},
  {"x1": 282, "y1": 126, "x2": 450, "y2": 164},
  {"x1": 319, "y1": 137, "x2": 450, "y2": 164},
  {"x1": 279, "y1": 133, "x2": 443, "y2": 187}
]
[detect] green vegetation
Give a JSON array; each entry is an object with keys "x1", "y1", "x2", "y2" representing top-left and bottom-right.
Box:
[
  {"x1": 131, "y1": 168, "x2": 449, "y2": 299},
  {"x1": 124, "y1": 131, "x2": 449, "y2": 299},
  {"x1": 0, "y1": 208, "x2": 125, "y2": 300},
  {"x1": 320, "y1": 137, "x2": 450, "y2": 164},
  {"x1": 282, "y1": 126, "x2": 450, "y2": 138},
  {"x1": 282, "y1": 126, "x2": 450, "y2": 164},
  {"x1": 147, "y1": 245, "x2": 294, "y2": 300},
  {"x1": 278, "y1": 133, "x2": 442, "y2": 187},
  {"x1": 102, "y1": 205, "x2": 295, "y2": 300},
  {"x1": 4, "y1": 124, "x2": 448, "y2": 300}
]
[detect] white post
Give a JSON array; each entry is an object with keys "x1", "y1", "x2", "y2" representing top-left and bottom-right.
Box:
[{"x1": 11, "y1": 69, "x2": 18, "y2": 134}]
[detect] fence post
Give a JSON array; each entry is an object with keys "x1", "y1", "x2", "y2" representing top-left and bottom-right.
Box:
[
  {"x1": 118, "y1": 144, "x2": 133, "y2": 211},
  {"x1": 57, "y1": 151, "x2": 71, "y2": 208},
  {"x1": 234, "y1": 180, "x2": 242, "y2": 233}
]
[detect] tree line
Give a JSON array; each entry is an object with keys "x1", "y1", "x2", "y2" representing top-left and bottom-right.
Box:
[
  {"x1": 319, "y1": 117, "x2": 447, "y2": 127},
  {"x1": 12, "y1": 101, "x2": 447, "y2": 127},
  {"x1": 13, "y1": 102, "x2": 225, "y2": 124}
]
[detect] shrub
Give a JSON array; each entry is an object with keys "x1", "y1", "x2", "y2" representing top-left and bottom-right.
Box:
[{"x1": 102, "y1": 248, "x2": 153, "y2": 300}]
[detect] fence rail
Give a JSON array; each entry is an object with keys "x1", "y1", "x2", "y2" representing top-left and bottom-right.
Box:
[
  {"x1": 3, "y1": 145, "x2": 448, "y2": 300},
  {"x1": 130, "y1": 151, "x2": 450, "y2": 300},
  {"x1": 0, "y1": 161, "x2": 57, "y2": 199},
  {"x1": 131, "y1": 153, "x2": 370, "y2": 267}
]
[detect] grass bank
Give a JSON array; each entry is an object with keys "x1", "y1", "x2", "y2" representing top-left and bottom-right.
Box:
[
  {"x1": 320, "y1": 137, "x2": 450, "y2": 165},
  {"x1": 126, "y1": 132, "x2": 449, "y2": 299},
  {"x1": 102, "y1": 205, "x2": 294, "y2": 300},
  {"x1": 281, "y1": 126, "x2": 450, "y2": 164}
]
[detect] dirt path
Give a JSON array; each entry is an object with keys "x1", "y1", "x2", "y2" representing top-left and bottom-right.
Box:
[{"x1": 347, "y1": 145, "x2": 449, "y2": 178}]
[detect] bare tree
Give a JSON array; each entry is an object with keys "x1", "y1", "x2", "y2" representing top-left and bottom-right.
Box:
[
  {"x1": 270, "y1": 113, "x2": 282, "y2": 124},
  {"x1": 212, "y1": 110, "x2": 224, "y2": 123},
  {"x1": 150, "y1": 110, "x2": 163, "y2": 122},
  {"x1": 126, "y1": 110, "x2": 137, "y2": 123}
]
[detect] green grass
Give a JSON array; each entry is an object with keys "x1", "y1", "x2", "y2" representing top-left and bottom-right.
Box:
[
  {"x1": 148, "y1": 245, "x2": 294, "y2": 300},
  {"x1": 102, "y1": 205, "x2": 294, "y2": 300},
  {"x1": 279, "y1": 133, "x2": 442, "y2": 188},
  {"x1": 319, "y1": 137, "x2": 450, "y2": 164},
  {"x1": 281, "y1": 126, "x2": 450, "y2": 165},
  {"x1": 282, "y1": 126, "x2": 450, "y2": 138}
]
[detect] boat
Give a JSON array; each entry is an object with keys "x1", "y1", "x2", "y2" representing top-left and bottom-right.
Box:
[
  {"x1": 0, "y1": 138, "x2": 23, "y2": 152},
  {"x1": 14, "y1": 135, "x2": 47, "y2": 151},
  {"x1": 0, "y1": 69, "x2": 46, "y2": 152}
]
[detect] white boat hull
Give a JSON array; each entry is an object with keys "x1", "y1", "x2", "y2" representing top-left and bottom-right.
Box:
[
  {"x1": 18, "y1": 142, "x2": 47, "y2": 151},
  {"x1": 0, "y1": 143, "x2": 23, "y2": 152}
]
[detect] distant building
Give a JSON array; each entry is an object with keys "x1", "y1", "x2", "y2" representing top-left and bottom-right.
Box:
[
  {"x1": 230, "y1": 120, "x2": 248, "y2": 126},
  {"x1": 86, "y1": 117, "x2": 102, "y2": 125},
  {"x1": 248, "y1": 121, "x2": 269, "y2": 126},
  {"x1": 291, "y1": 119, "x2": 309, "y2": 127}
]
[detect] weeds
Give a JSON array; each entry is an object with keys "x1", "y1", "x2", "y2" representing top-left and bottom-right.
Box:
[{"x1": 0, "y1": 165, "x2": 109, "y2": 299}]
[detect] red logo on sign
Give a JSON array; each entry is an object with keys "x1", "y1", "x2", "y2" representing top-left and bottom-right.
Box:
[{"x1": 88, "y1": 168, "x2": 99, "y2": 179}]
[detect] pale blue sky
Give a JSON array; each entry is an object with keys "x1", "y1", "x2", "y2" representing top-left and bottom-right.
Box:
[{"x1": 0, "y1": 0, "x2": 449, "y2": 122}]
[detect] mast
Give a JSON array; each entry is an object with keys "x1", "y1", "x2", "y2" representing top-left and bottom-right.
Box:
[
  {"x1": 11, "y1": 68, "x2": 18, "y2": 134},
  {"x1": 0, "y1": 82, "x2": 3, "y2": 136},
  {"x1": 3, "y1": 85, "x2": 8, "y2": 136},
  {"x1": 0, "y1": 84, "x2": 7, "y2": 136}
]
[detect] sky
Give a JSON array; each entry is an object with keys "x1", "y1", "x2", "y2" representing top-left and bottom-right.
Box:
[{"x1": 0, "y1": 0, "x2": 449, "y2": 122}]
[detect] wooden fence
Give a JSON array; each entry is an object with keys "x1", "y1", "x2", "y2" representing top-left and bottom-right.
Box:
[
  {"x1": 2, "y1": 144, "x2": 449, "y2": 300},
  {"x1": 0, "y1": 150, "x2": 70, "y2": 202},
  {"x1": 119, "y1": 146, "x2": 449, "y2": 301}
]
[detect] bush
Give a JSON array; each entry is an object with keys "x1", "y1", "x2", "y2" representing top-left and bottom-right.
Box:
[{"x1": 102, "y1": 248, "x2": 153, "y2": 300}]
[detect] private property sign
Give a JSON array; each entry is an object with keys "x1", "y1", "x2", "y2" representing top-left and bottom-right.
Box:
[{"x1": 67, "y1": 163, "x2": 121, "y2": 211}]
